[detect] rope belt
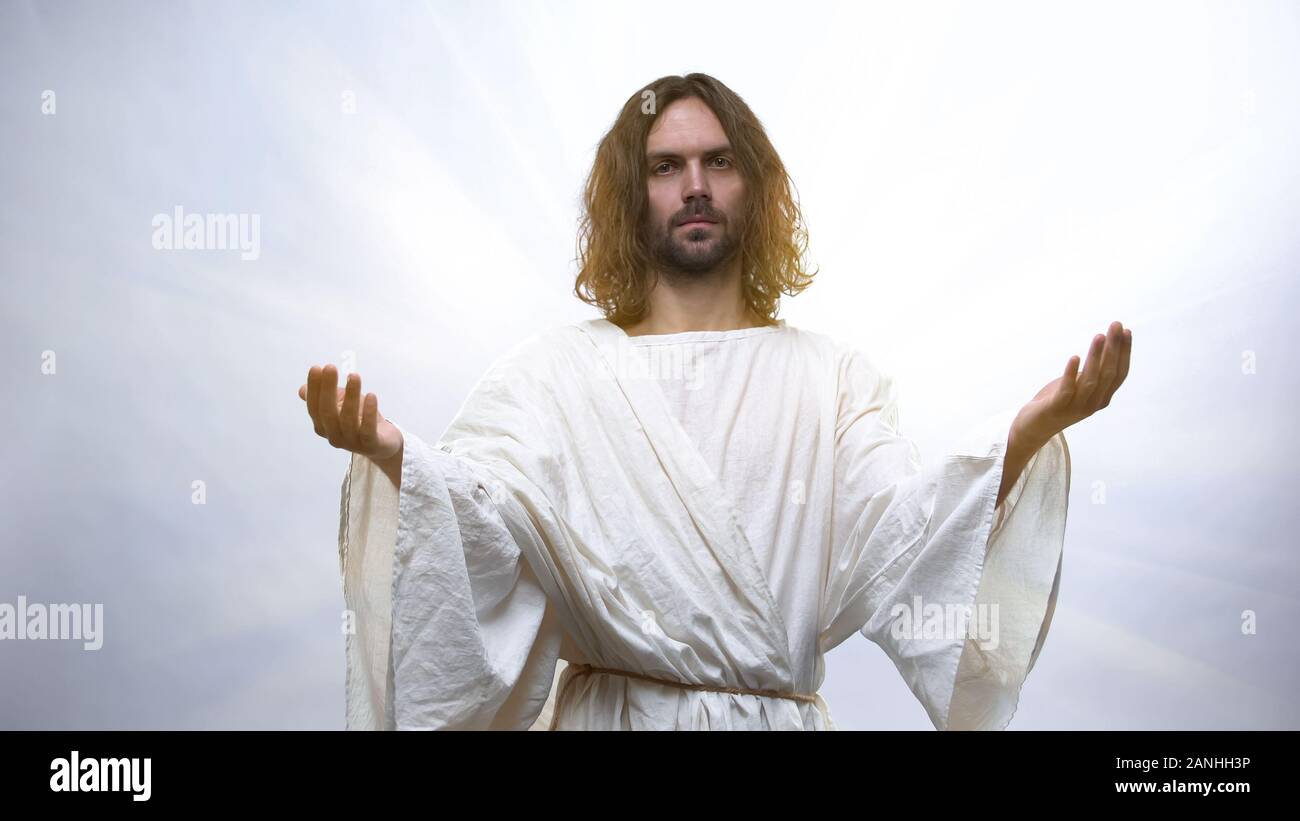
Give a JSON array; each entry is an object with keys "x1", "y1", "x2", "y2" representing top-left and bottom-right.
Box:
[{"x1": 548, "y1": 662, "x2": 820, "y2": 730}]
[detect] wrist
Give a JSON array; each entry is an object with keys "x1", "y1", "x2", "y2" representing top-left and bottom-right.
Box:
[
  {"x1": 370, "y1": 440, "x2": 403, "y2": 466},
  {"x1": 367, "y1": 423, "x2": 404, "y2": 465},
  {"x1": 1009, "y1": 414, "x2": 1049, "y2": 456}
]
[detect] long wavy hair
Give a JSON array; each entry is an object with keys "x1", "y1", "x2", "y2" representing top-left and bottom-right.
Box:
[{"x1": 573, "y1": 73, "x2": 816, "y2": 327}]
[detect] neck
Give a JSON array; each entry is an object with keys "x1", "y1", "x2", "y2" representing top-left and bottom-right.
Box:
[{"x1": 619, "y1": 260, "x2": 769, "y2": 336}]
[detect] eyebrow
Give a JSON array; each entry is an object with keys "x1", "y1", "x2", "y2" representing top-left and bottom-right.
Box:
[{"x1": 646, "y1": 144, "x2": 734, "y2": 164}]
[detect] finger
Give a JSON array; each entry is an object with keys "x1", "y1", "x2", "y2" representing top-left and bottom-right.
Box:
[
  {"x1": 1119, "y1": 328, "x2": 1131, "y2": 383},
  {"x1": 1093, "y1": 321, "x2": 1124, "y2": 408},
  {"x1": 1075, "y1": 334, "x2": 1106, "y2": 409},
  {"x1": 338, "y1": 373, "x2": 363, "y2": 448},
  {"x1": 318, "y1": 365, "x2": 342, "y2": 444},
  {"x1": 1056, "y1": 355, "x2": 1080, "y2": 407},
  {"x1": 306, "y1": 366, "x2": 324, "y2": 435},
  {"x1": 358, "y1": 393, "x2": 379, "y2": 454},
  {"x1": 1103, "y1": 328, "x2": 1132, "y2": 405}
]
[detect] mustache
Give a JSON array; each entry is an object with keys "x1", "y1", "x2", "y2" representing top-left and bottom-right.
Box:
[{"x1": 673, "y1": 207, "x2": 725, "y2": 226}]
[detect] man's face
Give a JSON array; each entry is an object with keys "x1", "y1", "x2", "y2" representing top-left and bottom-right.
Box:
[{"x1": 642, "y1": 97, "x2": 746, "y2": 278}]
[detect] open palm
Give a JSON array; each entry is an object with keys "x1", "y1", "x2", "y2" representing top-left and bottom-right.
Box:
[
  {"x1": 298, "y1": 364, "x2": 403, "y2": 461},
  {"x1": 1014, "y1": 321, "x2": 1132, "y2": 445}
]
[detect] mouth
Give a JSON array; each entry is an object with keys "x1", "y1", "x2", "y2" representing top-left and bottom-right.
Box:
[{"x1": 678, "y1": 218, "x2": 718, "y2": 228}]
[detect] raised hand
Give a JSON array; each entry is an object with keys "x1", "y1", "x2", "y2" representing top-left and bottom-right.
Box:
[
  {"x1": 299, "y1": 364, "x2": 403, "y2": 462},
  {"x1": 1013, "y1": 320, "x2": 1132, "y2": 447}
]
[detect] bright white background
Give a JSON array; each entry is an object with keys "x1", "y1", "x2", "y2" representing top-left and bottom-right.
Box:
[{"x1": 2, "y1": 0, "x2": 1296, "y2": 729}]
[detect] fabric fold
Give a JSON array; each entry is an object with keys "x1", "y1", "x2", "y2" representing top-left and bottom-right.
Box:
[
  {"x1": 338, "y1": 421, "x2": 564, "y2": 730},
  {"x1": 819, "y1": 350, "x2": 1071, "y2": 730}
]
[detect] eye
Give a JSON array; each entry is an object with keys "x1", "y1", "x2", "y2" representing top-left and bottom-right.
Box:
[
  {"x1": 710, "y1": 156, "x2": 732, "y2": 168},
  {"x1": 654, "y1": 162, "x2": 674, "y2": 174}
]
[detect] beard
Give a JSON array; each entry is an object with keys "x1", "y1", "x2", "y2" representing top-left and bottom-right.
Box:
[{"x1": 644, "y1": 209, "x2": 743, "y2": 280}]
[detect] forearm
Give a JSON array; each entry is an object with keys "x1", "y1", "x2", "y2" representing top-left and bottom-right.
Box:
[
  {"x1": 371, "y1": 442, "x2": 403, "y2": 490},
  {"x1": 995, "y1": 422, "x2": 1043, "y2": 508}
]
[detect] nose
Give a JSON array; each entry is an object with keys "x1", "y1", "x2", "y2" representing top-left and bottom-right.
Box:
[{"x1": 682, "y1": 160, "x2": 711, "y2": 204}]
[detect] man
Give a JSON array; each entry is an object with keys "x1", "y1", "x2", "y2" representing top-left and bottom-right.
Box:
[{"x1": 299, "y1": 73, "x2": 1131, "y2": 730}]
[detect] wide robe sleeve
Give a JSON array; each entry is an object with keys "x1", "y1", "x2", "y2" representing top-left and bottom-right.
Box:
[
  {"x1": 818, "y1": 348, "x2": 1070, "y2": 731},
  {"x1": 337, "y1": 416, "x2": 565, "y2": 730}
]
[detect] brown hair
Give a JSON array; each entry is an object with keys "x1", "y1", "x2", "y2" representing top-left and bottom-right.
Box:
[{"x1": 572, "y1": 73, "x2": 817, "y2": 327}]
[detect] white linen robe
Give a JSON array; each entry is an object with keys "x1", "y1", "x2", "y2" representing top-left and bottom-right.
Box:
[{"x1": 337, "y1": 318, "x2": 1070, "y2": 730}]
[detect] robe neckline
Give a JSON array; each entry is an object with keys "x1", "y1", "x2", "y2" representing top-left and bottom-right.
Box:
[{"x1": 600, "y1": 317, "x2": 787, "y2": 344}]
